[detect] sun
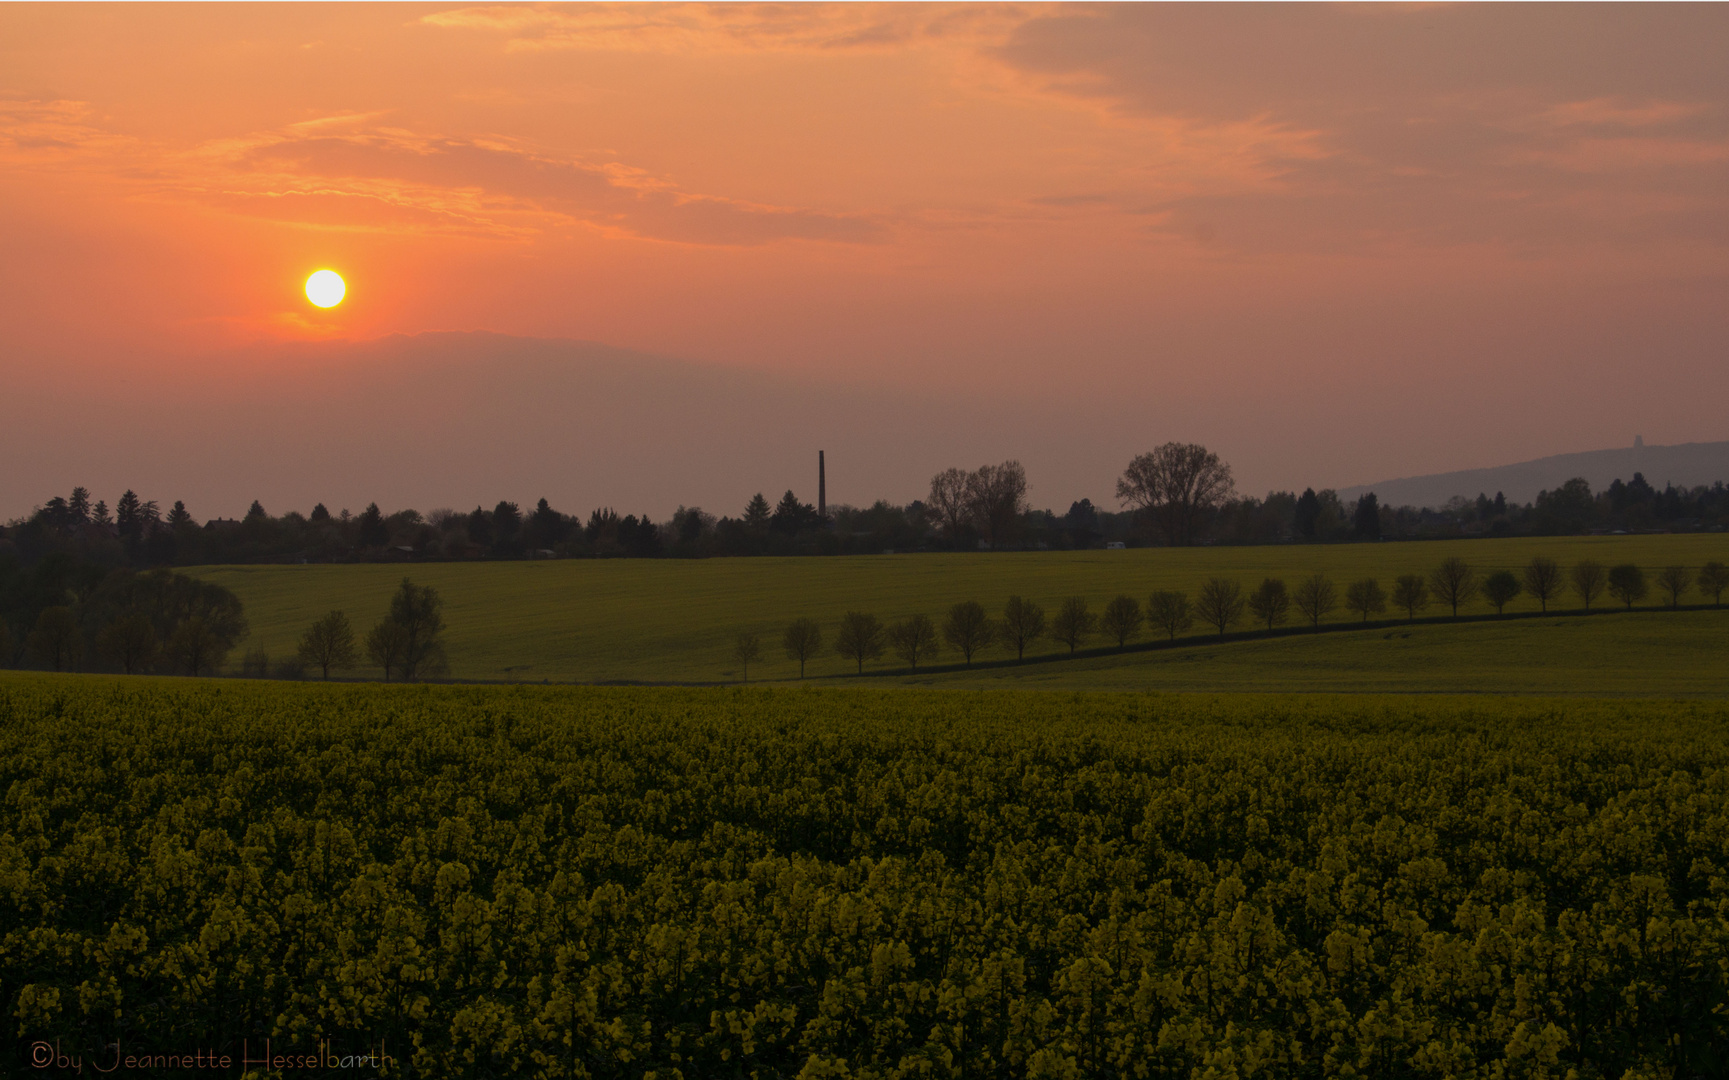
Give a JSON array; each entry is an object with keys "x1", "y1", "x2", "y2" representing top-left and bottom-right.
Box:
[{"x1": 304, "y1": 269, "x2": 346, "y2": 308}]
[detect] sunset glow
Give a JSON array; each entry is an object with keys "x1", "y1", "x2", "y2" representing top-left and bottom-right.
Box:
[
  {"x1": 304, "y1": 270, "x2": 345, "y2": 309},
  {"x1": 3, "y1": 4, "x2": 1728, "y2": 519}
]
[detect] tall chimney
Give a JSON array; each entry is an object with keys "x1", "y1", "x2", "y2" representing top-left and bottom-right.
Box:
[{"x1": 818, "y1": 450, "x2": 826, "y2": 522}]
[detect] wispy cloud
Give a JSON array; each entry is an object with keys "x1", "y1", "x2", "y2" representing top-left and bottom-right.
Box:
[
  {"x1": 0, "y1": 98, "x2": 135, "y2": 157},
  {"x1": 421, "y1": 3, "x2": 1033, "y2": 54},
  {"x1": 0, "y1": 104, "x2": 881, "y2": 246}
]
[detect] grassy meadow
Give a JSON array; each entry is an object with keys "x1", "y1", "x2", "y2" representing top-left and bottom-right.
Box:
[{"x1": 187, "y1": 532, "x2": 1729, "y2": 691}]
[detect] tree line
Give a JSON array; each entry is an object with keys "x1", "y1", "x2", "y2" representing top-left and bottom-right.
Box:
[
  {"x1": 0, "y1": 559, "x2": 248, "y2": 675},
  {"x1": 10, "y1": 447, "x2": 1729, "y2": 571},
  {"x1": 732, "y1": 554, "x2": 1729, "y2": 678}
]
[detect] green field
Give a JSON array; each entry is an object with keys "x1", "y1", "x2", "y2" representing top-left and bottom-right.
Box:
[
  {"x1": 188, "y1": 534, "x2": 1729, "y2": 690},
  {"x1": 881, "y1": 610, "x2": 1729, "y2": 695},
  {"x1": 3, "y1": 675, "x2": 1725, "y2": 1076}
]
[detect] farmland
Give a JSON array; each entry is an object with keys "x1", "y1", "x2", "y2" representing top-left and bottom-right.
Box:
[
  {"x1": 3, "y1": 675, "x2": 1725, "y2": 1076},
  {"x1": 187, "y1": 533, "x2": 1729, "y2": 688}
]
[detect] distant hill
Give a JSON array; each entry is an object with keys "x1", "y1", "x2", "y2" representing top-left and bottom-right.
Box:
[{"x1": 1337, "y1": 439, "x2": 1729, "y2": 510}]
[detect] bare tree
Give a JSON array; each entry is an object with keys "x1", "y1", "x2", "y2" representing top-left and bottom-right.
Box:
[
  {"x1": 783, "y1": 618, "x2": 823, "y2": 678},
  {"x1": 1051, "y1": 597, "x2": 1098, "y2": 654},
  {"x1": 1429, "y1": 558, "x2": 1478, "y2": 617},
  {"x1": 1522, "y1": 557, "x2": 1564, "y2": 613},
  {"x1": 1147, "y1": 590, "x2": 1192, "y2": 640},
  {"x1": 1100, "y1": 595, "x2": 1143, "y2": 647},
  {"x1": 1607, "y1": 564, "x2": 1647, "y2": 609},
  {"x1": 1001, "y1": 595, "x2": 1046, "y2": 661},
  {"x1": 1247, "y1": 578, "x2": 1290, "y2": 632},
  {"x1": 297, "y1": 610, "x2": 357, "y2": 680},
  {"x1": 1194, "y1": 578, "x2": 1244, "y2": 636},
  {"x1": 1699, "y1": 561, "x2": 1729, "y2": 607},
  {"x1": 1292, "y1": 574, "x2": 1337, "y2": 629},
  {"x1": 98, "y1": 614, "x2": 159, "y2": 674},
  {"x1": 1345, "y1": 578, "x2": 1386, "y2": 622},
  {"x1": 966, "y1": 462, "x2": 1029, "y2": 548},
  {"x1": 942, "y1": 601, "x2": 995, "y2": 666},
  {"x1": 1391, "y1": 574, "x2": 1429, "y2": 621},
  {"x1": 925, "y1": 468, "x2": 972, "y2": 541},
  {"x1": 1482, "y1": 571, "x2": 1522, "y2": 614},
  {"x1": 1572, "y1": 560, "x2": 1607, "y2": 611},
  {"x1": 731, "y1": 631, "x2": 762, "y2": 682},
  {"x1": 834, "y1": 611, "x2": 885, "y2": 673},
  {"x1": 1116, "y1": 443, "x2": 1236, "y2": 546},
  {"x1": 1656, "y1": 565, "x2": 1692, "y2": 608},
  {"x1": 887, "y1": 614, "x2": 940, "y2": 671},
  {"x1": 27, "y1": 607, "x2": 83, "y2": 671}
]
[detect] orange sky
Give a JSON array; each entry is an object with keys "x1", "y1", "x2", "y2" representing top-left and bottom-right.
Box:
[{"x1": 4, "y1": 4, "x2": 1729, "y2": 519}]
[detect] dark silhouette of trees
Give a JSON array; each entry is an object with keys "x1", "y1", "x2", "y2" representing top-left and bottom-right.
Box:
[
  {"x1": 771, "y1": 491, "x2": 822, "y2": 535},
  {"x1": 1294, "y1": 488, "x2": 1321, "y2": 539},
  {"x1": 1352, "y1": 493, "x2": 1381, "y2": 539},
  {"x1": 1482, "y1": 571, "x2": 1522, "y2": 614},
  {"x1": 115, "y1": 490, "x2": 143, "y2": 544},
  {"x1": 1101, "y1": 595, "x2": 1143, "y2": 647},
  {"x1": 165, "y1": 617, "x2": 229, "y2": 676},
  {"x1": 528, "y1": 498, "x2": 567, "y2": 548},
  {"x1": 1247, "y1": 578, "x2": 1290, "y2": 632},
  {"x1": 887, "y1": 615, "x2": 939, "y2": 671},
  {"x1": 27, "y1": 607, "x2": 82, "y2": 671},
  {"x1": 1001, "y1": 596, "x2": 1046, "y2": 660},
  {"x1": 1430, "y1": 558, "x2": 1479, "y2": 616},
  {"x1": 383, "y1": 578, "x2": 448, "y2": 681},
  {"x1": 1698, "y1": 561, "x2": 1729, "y2": 607},
  {"x1": 732, "y1": 631, "x2": 761, "y2": 682},
  {"x1": 0, "y1": 623, "x2": 13, "y2": 668},
  {"x1": 97, "y1": 614, "x2": 158, "y2": 674},
  {"x1": 1571, "y1": 561, "x2": 1607, "y2": 611},
  {"x1": 491, "y1": 501, "x2": 523, "y2": 553},
  {"x1": 966, "y1": 462, "x2": 1029, "y2": 548},
  {"x1": 1522, "y1": 557, "x2": 1564, "y2": 612},
  {"x1": 357, "y1": 503, "x2": 390, "y2": 549},
  {"x1": 925, "y1": 469, "x2": 971, "y2": 543},
  {"x1": 1062, "y1": 500, "x2": 1102, "y2": 548},
  {"x1": 1051, "y1": 597, "x2": 1098, "y2": 655},
  {"x1": 834, "y1": 612, "x2": 885, "y2": 673},
  {"x1": 1345, "y1": 578, "x2": 1386, "y2": 621},
  {"x1": 942, "y1": 602, "x2": 995, "y2": 665},
  {"x1": 1392, "y1": 574, "x2": 1430, "y2": 621},
  {"x1": 1195, "y1": 578, "x2": 1244, "y2": 636},
  {"x1": 467, "y1": 506, "x2": 494, "y2": 547},
  {"x1": 298, "y1": 610, "x2": 358, "y2": 680},
  {"x1": 1656, "y1": 565, "x2": 1691, "y2": 608},
  {"x1": 365, "y1": 621, "x2": 408, "y2": 681},
  {"x1": 1148, "y1": 590, "x2": 1192, "y2": 640},
  {"x1": 1292, "y1": 574, "x2": 1337, "y2": 629},
  {"x1": 1533, "y1": 478, "x2": 1596, "y2": 534},
  {"x1": 783, "y1": 618, "x2": 823, "y2": 678},
  {"x1": 1607, "y1": 564, "x2": 1647, "y2": 609},
  {"x1": 743, "y1": 493, "x2": 771, "y2": 530},
  {"x1": 1116, "y1": 443, "x2": 1235, "y2": 546}
]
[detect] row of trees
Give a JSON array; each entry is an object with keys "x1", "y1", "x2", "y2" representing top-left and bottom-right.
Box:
[
  {"x1": 13, "y1": 454, "x2": 1729, "y2": 572},
  {"x1": 732, "y1": 555, "x2": 1729, "y2": 677}
]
